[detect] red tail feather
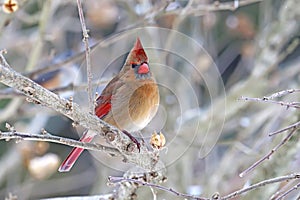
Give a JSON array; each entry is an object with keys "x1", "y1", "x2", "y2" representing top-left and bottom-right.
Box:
[{"x1": 58, "y1": 131, "x2": 94, "y2": 172}]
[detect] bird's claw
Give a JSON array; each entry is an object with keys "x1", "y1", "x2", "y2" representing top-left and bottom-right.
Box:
[{"x1": 122, "y1": 130, "x2": 141, "y2": 152}]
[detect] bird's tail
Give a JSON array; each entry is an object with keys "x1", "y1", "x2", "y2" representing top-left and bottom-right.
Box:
[{"x1": 58, "y1": 130, "x2": 94, "y2": 172}]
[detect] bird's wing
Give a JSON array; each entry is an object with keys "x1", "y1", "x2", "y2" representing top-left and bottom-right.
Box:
[{"x1": 95, "y1": 74, "x2": 124, "y2": 119}]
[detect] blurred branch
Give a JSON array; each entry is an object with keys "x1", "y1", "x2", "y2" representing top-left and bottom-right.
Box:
[
  {"x1": 0, "y1": 147, "x2": 22, "y2": 185},
  {"x1": 252, "y1": 0, "x2": 299, "y2": 77},
  {"x1": 239, "y1": 96, "x2": 300, "y2": 109},
  {"x1": 26, "y1": 52, "x2": 85, "y2": 78},
  {"x1": 121, "y1": 0, "x2": 263, "y2": 25},
  {"x1": 261, "y1": 89, "x2": 300, "y2": 100},
  {"x1": 25, "y1": 0, "x2": 51, "y2": 71},
  {"x1": 109, "y1": 176, "x2": 209, "y2": 200},
  {"x1": 239, "y1": 124, "x2": 299, "y2": 177},
  {"x1": 171, "y1": 0, "x2": 264, "y2": 15},
  {"x1": 25, "y1": 37, "x2": 114, "y2": 79},
  {"x1": 274, "y1": 181, "x2": 300, "y2": 200},
  {"x1": 269, "y1": 121, "x2": 300, "y2": 136},
  {"x1": 0, "y1": 98, "x2": 23, "y2": 122},
  {"x1": 0, "y1": 131, "x2": 120, "y2": 156},
  {"x1": 269, "y1": 37, "x2": 300, "y2": 74},
  {"x1": 238, "y1": 89, "x2": 300, "y2": 176},
  {"x1": 108, "y1": 173, "x2": 300, "y2": 200},
  {"x1": 42, "y1": 195, "x2": 114, "y2": 200},
  {"x1": 221, "y1": 173, "x2": 300, "y2": 199},
  {"x1": 0, "y1": 79, "x2": 110, "y2": 99},
  {"x1": 76, "y1": 0, "x2": 94, "y2": 114},
  {"x1": 193, "y1": 0, "x2": 299, "y2": 155},
  {"x1": 24, "y1": 0, "x2": 265, "y2": 80}
]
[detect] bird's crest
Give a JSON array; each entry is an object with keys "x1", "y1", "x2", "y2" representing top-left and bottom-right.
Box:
[{"x1": 128, "y1": 37, "x2": 148, "y2": 65}]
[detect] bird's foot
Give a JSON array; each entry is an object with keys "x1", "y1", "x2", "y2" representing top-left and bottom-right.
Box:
[{"x1": 122, "y1": 130, "x2": 141, "y2": 152}]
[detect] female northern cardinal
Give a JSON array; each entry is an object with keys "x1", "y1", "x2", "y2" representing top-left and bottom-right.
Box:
[{"x1": 59, "y1": 38, "x2": 159, "y2": 172}]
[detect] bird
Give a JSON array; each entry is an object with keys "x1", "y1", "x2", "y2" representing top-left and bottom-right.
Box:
[{"x1": 58, "y1": 37, "x2": 159, "y2": 172}]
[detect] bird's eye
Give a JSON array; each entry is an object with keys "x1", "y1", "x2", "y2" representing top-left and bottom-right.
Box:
[{"x1": 131, "y1": 64, "x2": 138, "y2": 68}]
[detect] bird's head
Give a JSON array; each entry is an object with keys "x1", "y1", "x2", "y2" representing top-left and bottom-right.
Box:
[{"x1": 122, "y1": 37, "x2": 151, "y2": 80}]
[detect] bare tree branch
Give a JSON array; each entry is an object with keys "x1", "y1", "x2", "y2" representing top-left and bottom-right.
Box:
[
  {"x1": 221, "y1": 173, "x2": 300, "y2": 200},
  {"x1": 269, "y1": 121, "x2": 300, "y2": 136},
  {"x1": 274, "y1": 181, "x2": 300, "y2": 200},
  {"x1": 42, "y1": 194, "x2": 113, "y2": 200},
  {"x1": 26, "y1": 52, "x2": 85, "y2": 79},
  {"x1": 262, "y1": 89, "x2": 300, "y2": 100},
  {"x1": 239, "y1": 96, "x2": 300, "y2": 109},
  {"x1": 109, "y1": 176, "x2": 209, "y2": 200},
  {"x1": 108, "y1": 173, "x2": 300, "y2": 200},
  {"x1": 0, "y1": 79, "x2": 110, "y2": 99},
  {"x1": 0, "y1": 131, "x2": 120, "y2": 156},
  {"x1": 23, "y1": 0, "x2": 265, "y2": 80},
  {"x1": 239, "y1": 127, "x2": 299, "y2": 177},
  {"x1": 181, "y1": 0, "x2": 264, "y2": 14},
  {"x1": 76, "y1": 0, "x2": 94, "y2": 114}
]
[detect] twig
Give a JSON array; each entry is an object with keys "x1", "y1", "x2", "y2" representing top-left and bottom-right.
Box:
[
  {"x1": 239, "y1": 96, "x2": 300, "y2": 109},
  {"x1": 108, "y1": 176, "x2": 210, "y2": 200},
  {"x1": 262, "y1": 89, "x2": 300, "y2": 100},
  {"x1": 269, "y1": 121, "x2": 300, "y2": 136},
  {"x1": 264, "y1": 38, "x2": 300, "y2": 78},
  {"x1": 220, "y1": 173, "x2": 300, "y2": 200},
  {"x1": 42, "y1": 194, "x2": 114, "y2": 200},
  {"x1": 24, "y1": 0, "x2": 265, "y2": 80},
  {"x1": 109, "y1": 173, "x2": 300, "y2": 200},
  {"x1": 274, "y1": 181, "x2": 300, "y2": 200},
  {"x1": 239, "y1": 127, "x2": 298, "y2": 177},
  {"x1": 0, "y1": 79, "x2": 110, "y2": 99},
  {"x1": 168, "y1": 0, "x2": 263, "y2": 15},
  {"x1": 0, "y1": 147, "x2": 22, "y2": 185},
  {"x1": 0, "y1": 131, "x2": 120, "y2": 156},
  {"x1": 51, "y1": 79, "x2": 110, "y2": 93},
  {"x1": 0, "y1": 88, "x2": 23, "y2": 98},
  {"x1": 25, "y1": 0, "x2": 51, "y2": 71},
  {"x1": 0, "y1": 98, "x2": 23, "y2": 122},
  {"x1": 26, "y1": 52, "x2": 85, "y2": 78},
  {"x1": 76, "y1": 0, "x2": 94, "y2": 114}
]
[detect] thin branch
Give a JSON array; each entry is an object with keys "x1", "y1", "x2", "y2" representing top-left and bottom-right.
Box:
[
  {"x1": 0, "y1": 79, "x2": 110, "y2": 99},
  {"x1": 26, "y1": 51, "x2": 85, "y2": 78},
  {"x1": 108, "y1": 176, "x2": 210, "y2": 200},
  {"x1": 0, "y1": 98, "x2": 23, "y2": 122},
  {"x1": 221, "y1": 173, "x2": 300, "y2": 200},
  {"x1": 274, "y1": 181, "x2": 300, "y2": 200},
  {"x1": 262, "y1": 89, "x2": 300, "y2": 100},
  {"x1": 25, "y1": 0, "x2": 51, "y2": 72},
  {"x1": 76, "y1": 0, "x2": 94, "y2": 114},
  {"x1": 167, "y1": 0, "x2": 263, "y2": 15},
  {"x1": 24, "y1": 0, "x2": 265, "y2": 80},
  {"x1": 239, "y1": 127, "x2": 298, "y2": 177},
  {"x1": 41, "y1": 194, "x2": 114, "y2": 200},
  {"x1": 268, "y1": 37, "x2": 300, "y2": 77},
  {"x1": 269, "y1": 121, "x2": 300, "y2": 136},
  {"x1": 0, "y1": 131, "x2": 120, "y2": 156},
  {"x1": 239, "y1": 96, "x2": 300, "y2": 109},
  {"x1": 51, "y1": 78, "x2": 110, "y2": 93},
  {"x1": 0, "y1": 88, "x2": 23, "y2": 98},
  {"x1": 109, "y1": 173, "x2": 300, "y2": 200}
]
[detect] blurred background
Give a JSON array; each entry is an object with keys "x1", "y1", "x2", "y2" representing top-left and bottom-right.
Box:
[{"x1": 0, "y1": 0, "x2": 299, "y2": 199}]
